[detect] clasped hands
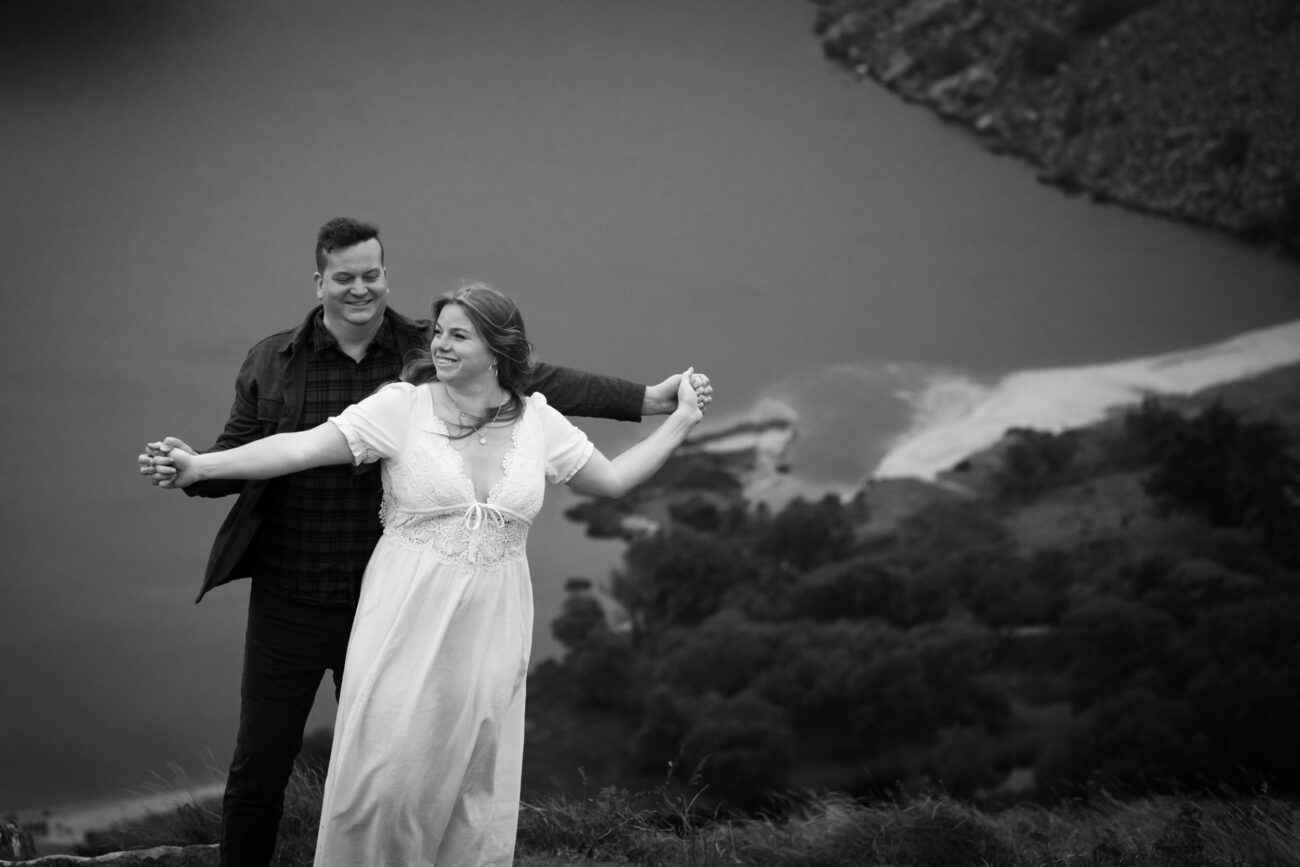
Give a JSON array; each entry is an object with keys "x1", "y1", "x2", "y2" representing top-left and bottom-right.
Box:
[
  {"x1": 138, "y1": 437, "x2": 195, "y2": 488},
  {"x1": 647, "y1": 369, "x2": 713, "y2": 417}
]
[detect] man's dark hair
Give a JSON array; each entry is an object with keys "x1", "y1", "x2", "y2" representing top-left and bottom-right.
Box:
[{"x1": 315, "y1": 217, "x2": 383, "y2": 273}]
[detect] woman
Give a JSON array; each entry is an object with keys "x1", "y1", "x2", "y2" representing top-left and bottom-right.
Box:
[{"x1": 151, "y1": 283, "x2": 707, "y2": 865}]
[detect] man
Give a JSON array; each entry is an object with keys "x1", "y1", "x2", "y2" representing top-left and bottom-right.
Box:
[{"x1": 139, "y1": 217, "x2": 710, "y2": 867}]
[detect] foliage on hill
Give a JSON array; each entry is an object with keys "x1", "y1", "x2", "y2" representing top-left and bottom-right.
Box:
[
  {"x1": 807, "y1": 0, "x2": 1300, "y2": 257},
  {"x1": 533, "y1": 367, "x2": 1300, "y2": 811}
]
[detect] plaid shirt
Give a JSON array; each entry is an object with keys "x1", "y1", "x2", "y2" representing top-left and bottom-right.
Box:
[{"x1": 247, "y1": 313, "x2": 400, "y2": 606}]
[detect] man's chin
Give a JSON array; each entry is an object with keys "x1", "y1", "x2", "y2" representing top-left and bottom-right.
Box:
[{"x1": 343, "y1": 306, "x2": 382, "y2": 324}]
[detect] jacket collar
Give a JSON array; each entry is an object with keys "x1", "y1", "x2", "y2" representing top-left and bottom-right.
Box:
[{"x1": 277, "y1": 305, "x2": 429, "y2": 356}]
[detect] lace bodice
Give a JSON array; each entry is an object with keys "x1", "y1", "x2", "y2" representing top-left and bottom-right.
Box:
[{"x1": 330, "y1": 385, "x2": 593, "y2": 567}]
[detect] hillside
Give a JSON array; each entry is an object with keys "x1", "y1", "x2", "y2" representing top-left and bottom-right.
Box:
[
  {"x1": 543, "y1": 358, "x2": 1300, "y2": 808},
  {"x1": 809, "y1": 0, "x2": 1300, "y2": 256},
  {"x1": 865, "y1": 358, "x2": 1300, "y2": 545}
]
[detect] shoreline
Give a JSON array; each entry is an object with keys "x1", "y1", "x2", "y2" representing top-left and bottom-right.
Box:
[
  {"x1": 810, "y1": 0, "x2": 1300, "y2": 257},
  {"x1": 874, "y1": 317, "x2": 1300, "y2": 479},
  {"x1": 8, "y1": 781, "x2": 225, "y2": 856}
]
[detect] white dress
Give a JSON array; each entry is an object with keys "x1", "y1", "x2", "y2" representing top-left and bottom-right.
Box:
[{"x1": 314, "y1": 383, "x2": 593, "y2": 867}]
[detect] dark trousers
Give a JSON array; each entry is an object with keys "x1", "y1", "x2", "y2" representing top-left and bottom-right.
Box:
[{"x1": 220, "y1": 584, "x2": 355, "y2": 867}]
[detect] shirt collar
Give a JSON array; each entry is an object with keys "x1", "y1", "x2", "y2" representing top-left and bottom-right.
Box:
[{"x1": 310, "y1": 308, "x2": 397, "y2": 356}]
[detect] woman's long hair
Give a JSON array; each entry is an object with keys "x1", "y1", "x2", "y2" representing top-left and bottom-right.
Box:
[{"x1": 401, "y1": 282, "x2": 533, "y2": 437}]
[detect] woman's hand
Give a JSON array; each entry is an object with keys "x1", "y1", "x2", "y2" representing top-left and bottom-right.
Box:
[
  {"x1": 644, "y1": 370, "x2": 714, "y2": 415},
  {"x1": 568, "y1": 367, "x2": 714, "y2": 499},
  {"x1": 689, "y1": 371, "x2": 712, "y2": 412},
  {"x1": 675, "y1": 367, "x2": 707, "y2": 426},
  {"x1": 143, "y1": 437, "x2": 200, "y2": 489}
]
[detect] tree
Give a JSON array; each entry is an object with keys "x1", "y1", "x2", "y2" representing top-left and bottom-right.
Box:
[
  {"x1": 1139, "y1": 402, "x2": 1298, "y2": 534},
  {"x1": 925, "y1": 726, "x2": 1001, "y2": 797},
  {"x1": 781, "y1": 557, "x2": 910, "y2": 625},
  {"x1": 1057, "y1": 595, "x2": 1176, "y2": 709},
  {"x1": 680, "y1": 692, "x2": 795, "y2": 808},
  {"x1": 911, "y1": 616, "x2": 1011, "y2": 732},
  {"x1": 1130, "y1": 557, "x2": 1263, "y2": 628},
  {"x1": 651, "y1": 610, "x2": 778, "y2": 698},
  {"x1": 995, "y1": 428, "x2": 1080, "y2": 499},
  {"x1": 895, "y1": 500, "x2": 1012, "y2": 556},
  {"x1": 760, "y1": 494, "x2": 857, "y2": 570},
  {"x1": 552, "y1": 587, "x2": 608, "y2": 652},
  {"x1": 618, "y1": 529, "x2": 748, "y2": 636},
  {"x1": 1184, "y1": 654, "x2": 1300, "y2": 789},
  {"x1": 844, "y1": 649, "x2": 937, "y2": 747},
  {"x1": 1074, "y1": 0, "x2": 1156, "y2": 36},
  {"x1": 901, "y1": 567, "x2": 954, "y2": 626},
  {"x1": 565, "y1": 631, "x2": 638, "y2": 710},
  {"x1": 752, "y1": 620, "x2": 936, "y2": 747},
  {"x1": 629, "y1": 684, "x2": 693, "y2": 774},
  {"x1": 1035, "y1": 687, "x2": 1192, "y2": 791},
  {"x1": 666, "y1": 495, "x2": 724, "y2": 533},
  {"x1": 1178, "y1": 591, "x2": 1300, "y2": 789},
  {"x1": 1021, "y1": 548, "x2": 1074, "y2": 624}
]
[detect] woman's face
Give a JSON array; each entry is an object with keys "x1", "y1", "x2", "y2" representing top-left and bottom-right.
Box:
[{"x1": 431, "y1": 303, "x2": 494, "y2": 386}]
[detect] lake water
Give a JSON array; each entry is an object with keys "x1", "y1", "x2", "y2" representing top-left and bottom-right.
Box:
[{"x1": 3, "y1": 0, "x2": 1298, "y2": 814}]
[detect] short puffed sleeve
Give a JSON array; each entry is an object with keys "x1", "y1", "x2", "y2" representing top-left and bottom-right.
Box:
[
  {"x1": 530, "y1": 392, "x2": 594, "y2": 484},
  {"x1": 329, "y1": 382, "x2": 418, "y2": 465}
]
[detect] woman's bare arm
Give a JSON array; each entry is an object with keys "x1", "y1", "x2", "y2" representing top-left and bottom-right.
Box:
[
  {"x1": 567, "y1": 368, "x2": 705, "y2": 498},
  {"x1": 149, "y1": 422, "x2": 353, "y2": 488}
]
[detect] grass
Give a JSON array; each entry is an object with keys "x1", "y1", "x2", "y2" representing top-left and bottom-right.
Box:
[
  {"x1": 68, "y1": 764, "x2": 1300, "y2": 867},
  {"x1": 78, "y1": 763, "x2": 324, "y2": 866}
]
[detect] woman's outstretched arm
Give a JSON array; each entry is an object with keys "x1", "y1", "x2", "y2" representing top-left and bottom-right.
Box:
[
  {"x1": 567, "y1": 368, "x2": 705, "y2": 499},
  {"x1": 148, "y1": 422, "x2": 354, "y2": 489}
]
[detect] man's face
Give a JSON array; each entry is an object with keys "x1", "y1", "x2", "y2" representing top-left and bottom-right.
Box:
[{"x1": 314, "y1": 238, "x2": 389, "y2": 329}]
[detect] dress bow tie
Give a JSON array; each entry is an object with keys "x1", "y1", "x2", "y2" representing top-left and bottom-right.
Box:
[{"x1": 462, "y1": 502, "x2": 507, "y2": 532}]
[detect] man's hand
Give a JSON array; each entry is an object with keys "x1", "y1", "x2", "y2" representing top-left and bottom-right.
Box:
[
  {"x1": 643, "y1": 371, "x2": 713, "y2": 416},
  {"x1": 138, "y1": 437, "x2": 196, "y2": 488},
  {"x1": 673, "y1": 368, "x2": 707, "y2": 426}
]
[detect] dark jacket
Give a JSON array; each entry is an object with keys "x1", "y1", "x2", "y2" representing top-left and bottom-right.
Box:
[{"x1": 186, "y1": 305, "x2": 644, "y2": 602}]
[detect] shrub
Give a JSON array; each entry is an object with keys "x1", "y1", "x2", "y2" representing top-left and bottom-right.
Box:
[
  {"x1": 1141, "y1": 402, "x2": 1297, "y2": 534},
  {"x1": 651, "y1": 611, "x2": 778, "y2": 697},
  {"x1": 761, "y1": 494, "x2": 856, "y2": 570},
  {"x1": 680, "y1": 692, "x2": 795, "y2": 809},
  {"x1": 1075, "y1": 0, "x2": 1155, "y2": 36},
  {"x1": 620, "y1": 529, "x2": 748, "y2": 635},
  {"x1": 551, "y1": 590, "x2": 607, "y2": 651},
  {"x1": 783, "y1": 557, "x2": 910, "y2": 625},
  {"x1": 1210, "y1": 128, "x2": 1252, "y2": 168},
  {"x1": 1061, "y1": 94, "x2": 1087, "y2": 139},
  {"x1": 667, "y1": 494, "x2": 724, "y2": 532},
  {"x1": 749, "y1": 620, "x2": 932, "y2": 742},
  {"x1": 919, "y1": 44, "x2": 973, "y2": 80},
  {"x1": 995, "y1": 428, "x2": 1080, "y2": 500},
  {"x1": 1022, "y1": 27, "x2": 1071, "y2": 76},
  {"x1": 565, "y1": 631, "x2": 638, "y2": 710},
  {"x1": 925, "y1": 725, "x2": 1002, "y2": 796},
  {"x1": 1058, "y1": 595, "x2": 1176, "y2": 708},
  {"x1": 1276, "y1": 173, "x2": 1300, "y2": 255},
  {"x1": 629, "y1": 684, "x2": 693, "y2": 775}
]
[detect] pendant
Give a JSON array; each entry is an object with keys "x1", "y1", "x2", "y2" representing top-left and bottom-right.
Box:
[{"x1": 478, "y1": 433, "x2": 489, "y2": 445}]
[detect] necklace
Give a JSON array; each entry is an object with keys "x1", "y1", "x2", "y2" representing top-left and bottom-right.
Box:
[{"x1": 446, "y1": 391, "x2": 504, "y2": 445}]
